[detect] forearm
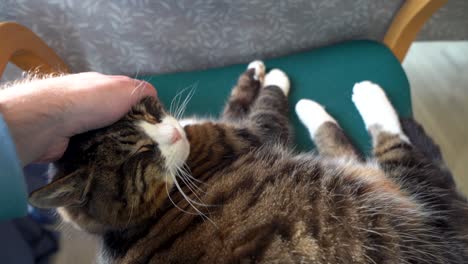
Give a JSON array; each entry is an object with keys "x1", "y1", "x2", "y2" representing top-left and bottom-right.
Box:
[{"x1": 0, "y1": 81, "x2": 67, "y2": 165}]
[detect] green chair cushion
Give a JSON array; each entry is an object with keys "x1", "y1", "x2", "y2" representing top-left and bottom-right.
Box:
[{"x1": 140, "y1": 40, "x2": 411, "y2": 155}]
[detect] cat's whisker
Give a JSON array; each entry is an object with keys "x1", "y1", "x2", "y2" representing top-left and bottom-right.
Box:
[
  {"x1": 170, "y1": 85, "x2": 192, "y2": 117},
  {"x1": 177, "y1": 165, "x2": 206, "y2": 192},
  {"x1": 176, "y1": 174, "x2": 205, "y2": 203},
  {"x1": 176, "y1": 84, "x2": 196, "y2": 119},
  {"x1": 172, "y1": 88, "x2": 187, "y2": 117},
  {"x1": 164, "y1": 174, "x2": 204, "y2": 216},
  {"x1": 165, "y1": 156, "x2": 207, "y2": 210},
  {"x1": 170, "y1": 83, "x2": 197, "y2": 120},
  {"x1": 181, "y1": 85, "x2": 196, "y2": 114},
  {"x1": 181, "y1": 164, "x2": 206, "y2": 185},
  {"x1": 134, "y1": 68, "x2": 140, "y2": 80},
  {"x1": 168, "y1": 166, "x2": 217, "y2": 227},
  {"x1": 172, "y1": 166, "x2": 209, "y2": 207},
  {"x1": 176, "y1": 170, "x2": 203, "y2": 197},
  {"x1": 176, "y1": 167, "x2": 208, "y2": 199},
  {"x1": 175, "y1": 160, "x2": 204, "y2": 192},
  {"x1": 130, "y1": 68, "x2": 143, "y2": 97},
  {"x1": 130, "y1": 77, "x2": 147, "y2": 99}
]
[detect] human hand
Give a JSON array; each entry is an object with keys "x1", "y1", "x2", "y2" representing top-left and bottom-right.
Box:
[{"x1": 0, "y1": 72, "x2": 156, "y2": 165}]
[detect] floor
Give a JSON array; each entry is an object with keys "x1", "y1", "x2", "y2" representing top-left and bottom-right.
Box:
[
  {"x1": 51, "y1": 41, "x2": 468, "y2": 263},
  {"x1": 403, "y1": 41, "x2": 468, "y2": 194}
]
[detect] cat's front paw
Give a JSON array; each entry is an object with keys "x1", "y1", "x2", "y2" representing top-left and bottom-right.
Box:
[
  {"x1": 247, "y1": 60, "x2": 266, "y2": 84},
  {"x1": 264, "y1": 69, "x2": 290, "y2": 96}
]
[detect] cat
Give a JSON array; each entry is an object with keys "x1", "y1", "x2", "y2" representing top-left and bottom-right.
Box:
[{"x1": 29, "y1": 61, "x2": 468, "y2": 263}]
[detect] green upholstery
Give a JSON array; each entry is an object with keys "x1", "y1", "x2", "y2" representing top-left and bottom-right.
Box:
[{"x1": 141, "y1": 40, "x2": 411, "y2": 155}]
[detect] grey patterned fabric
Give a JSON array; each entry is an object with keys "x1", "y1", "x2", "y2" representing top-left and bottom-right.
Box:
[
  {"x1": 1, "y1": 0, "x2": 406, "y2": 76},
  {"x1": 419, "y1": 0, "x2": 468, "y2": 41}
]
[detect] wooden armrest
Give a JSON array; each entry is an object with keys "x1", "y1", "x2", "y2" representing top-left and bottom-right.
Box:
[
  {"x1": 384, "y1": 0, "x2": 447, "y2": 62},
  {"x1": 0, "y1": 22, "x2": 70, "y2": 78}
]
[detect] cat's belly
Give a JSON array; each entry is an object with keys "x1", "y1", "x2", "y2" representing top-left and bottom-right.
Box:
[{"x1": 103, "y1": 149, "x2": 435, "y2": 264}]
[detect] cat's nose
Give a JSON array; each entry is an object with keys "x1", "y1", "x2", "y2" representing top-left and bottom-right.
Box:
[{"x1": 171, "y1": 128, "x2": 182, "y2": 144}]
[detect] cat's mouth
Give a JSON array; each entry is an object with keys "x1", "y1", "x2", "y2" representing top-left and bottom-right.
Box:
[
  {"x1": 138, "y1": 116, "x2": 190, "y2": 172},
  {"x1": 158, "y1": 116, "x2": 190, "y2": 171}
]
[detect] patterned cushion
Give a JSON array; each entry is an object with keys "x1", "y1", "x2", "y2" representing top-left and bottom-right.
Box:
[
  {"x1": 140, "y1": 40, "x2": 412, "y2": 154},
  {"x1": 1, "y1": 0, "x2": 404, "y2": 75}
]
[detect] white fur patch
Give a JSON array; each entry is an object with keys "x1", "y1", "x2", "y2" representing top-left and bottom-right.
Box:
[
  {"x1": 352, "y1": 81, "x2": 408, "y2": 141},
  {"x1": 247, "y1": 60, "x2": 265, "y2": 83},
  {"x1": 138, "y1": 116, "x2": 190, "y2": 173},
  {"x1": 295, "y1": 99, "x2": 337, "y2": 137},
  {"x1": 179, "y1": 118, "x2": 200, "y2": 127},
  {"x1": 264, "y1": 69, "x2": 290, "y2": 96}
]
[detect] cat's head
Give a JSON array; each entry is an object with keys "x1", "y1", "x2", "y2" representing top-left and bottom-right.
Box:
[{"x1": 29, "y1": 96, "x2": 189, "y2": 233}]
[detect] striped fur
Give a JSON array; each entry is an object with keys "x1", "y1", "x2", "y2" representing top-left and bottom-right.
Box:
[{"x1": 29, "y1": 64, "x2": 468, "y2": 263}]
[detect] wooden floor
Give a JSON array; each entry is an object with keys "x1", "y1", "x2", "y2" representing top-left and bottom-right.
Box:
[
  {"x1": 404, "y1": 41, "x2": 468, "y2": 194},
  {"x1": 51, "y1": 41, "x2": 468, "y2": 263}
]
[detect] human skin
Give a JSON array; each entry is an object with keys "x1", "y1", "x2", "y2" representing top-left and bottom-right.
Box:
[{"x1": 0, "y1": 72, "x2": 156, "y2": 165}]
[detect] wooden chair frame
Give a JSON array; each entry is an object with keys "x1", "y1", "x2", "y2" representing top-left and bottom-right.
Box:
[
  {"x1": 0, "y1": 0, "x2": 446, "y2": 77},
  {"x1": 0, "y1": 22, "x2": 70, "y2": 76},
  {"x1": 384, "y1": 0, "x2": 446, "y2": 61}
]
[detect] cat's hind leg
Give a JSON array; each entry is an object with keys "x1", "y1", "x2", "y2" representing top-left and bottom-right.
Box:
[
  {"x1": 354, "y1": 82, "x2": 468, "y2": 261},
  {"x1": 222, "y1": 60, "x2": 265, "y2": 122},
  {"x1": 248, "y1": 69, "x2": 291, "y2": 145},
  {"x1": 352, "y1": 81, "x2": 439, "y2": 189},
  {"x1": 295, "y1": 99, "x2": 361, "y2": 159},
  {"x1": 352, "y1": 81, "x2": 409, "y2": 145},
  {"x1": 351, "y1": 81, "x2": 418, "y2": 168}
]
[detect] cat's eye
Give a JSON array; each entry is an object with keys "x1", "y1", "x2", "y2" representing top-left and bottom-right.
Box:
[
  {"x1": 136, "y1": 144, "x2": 154, "y2": 153},
  {"x1": 145, "y1": 115, "x2": 159, "y2": 124},
  {"x1": 127, "y1": 112, "x2": 159, "y2": 124}
]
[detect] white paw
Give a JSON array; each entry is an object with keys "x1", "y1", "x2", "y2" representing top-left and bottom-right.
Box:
[
  {"x1": 247, "y1": 60, "x2": 266, "y2": 83},
  {"x1": 295, "y1": 99, "x2": 336, "y2": 136},
  {"x1": 352, "y1": 81, "x2": 403, "y2": 135},
  {"x1": 264, "y1": 69, "x2": 290, "y2": 96}
]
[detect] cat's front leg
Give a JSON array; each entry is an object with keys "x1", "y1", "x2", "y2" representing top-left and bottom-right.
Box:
[
  {"x1": 222, "y1": 60, "x2": 265, "y2": 122},
  {"x1": 247, "y1": 69, "x2": 292, "y2": 145}
]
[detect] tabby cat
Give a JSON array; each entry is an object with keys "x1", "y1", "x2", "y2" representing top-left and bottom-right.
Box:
[{"x1": 29, "y1": 61, "x2": 468, "y2": 263}]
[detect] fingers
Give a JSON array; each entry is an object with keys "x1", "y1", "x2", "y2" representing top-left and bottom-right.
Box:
[
  {"x1": 62, "y1": 73, "x2": 158, "y2": 134},
  {"x1": 68, "y1": 73, "x2": 157, "y2": 97},
  {"x1": 108, "y1": 75, "x2": 157, "y2": 105}
]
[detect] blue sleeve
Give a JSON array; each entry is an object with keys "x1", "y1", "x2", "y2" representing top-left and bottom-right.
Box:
[{"x1": 0, "y1": 114, "x2": 27, "y2": 220}]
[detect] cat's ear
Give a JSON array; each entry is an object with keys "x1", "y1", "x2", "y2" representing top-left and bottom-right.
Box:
[{"x1": 29, "y1": 170, "x2": 89, "y2": 208}]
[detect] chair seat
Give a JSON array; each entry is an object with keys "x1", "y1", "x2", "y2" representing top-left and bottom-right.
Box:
[{"x1": 141, "y1": 40, "x2": 411, "y2": 154}]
